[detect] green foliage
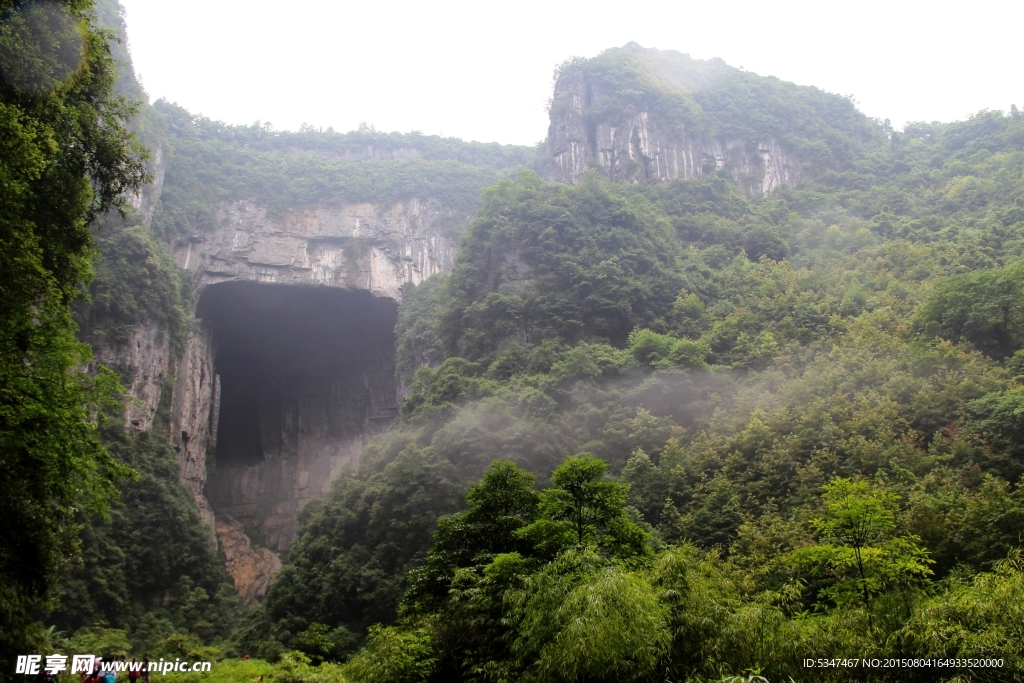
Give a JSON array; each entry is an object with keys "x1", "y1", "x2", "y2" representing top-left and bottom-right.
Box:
[
  {"x1": 899, "y1": 551, "x2": 1024, "y2": 677},
  {"x1": 265, "y1": 448, "x2": 463, "y2": 638},
  {"x1": 627, "y1": 328, "x2": 676, "y2": 366},
  {"x1": 406, "y1": 461, "x2": 538, "y2": 608},
  {"x1": 33, "y1": 13, "x2": 1024, "y2": 678},
  {"x1": 518, "y1": 455, "x2": 648, "y2": 558},
  {"x1": 629, "y1": 328, "x2": 710, "y2": 368},
  {"x1": 166, "y1": 653, "x2": 349, "y2": 683},
  {"x1": 438, "y1": 171, "x2": 683, "y2": 358},
  {"x1": 395, "y1": 276, "x2": 446, "y2": 387},
  {"x1": 559, "y1": 43, "x2": 884, "y2": 175},
  {"x1": 50, "y1": 426, "x2": 242, "y2": 651},
  {"x1": 150, "y1": 101, "x2": 539, "y2": 241},
  {"x1": 152, "y1": 632, "x2": 221, "y2": 661},
  {"x1": 507, "y1": 553, "x2": 670, "y2": 683},
  {"x1": 289, "y1": 623, "x2": 358, "y2": 665},
  {"x1": 75, "y1": 214, "x2": 191, "y2": 353},
  {"x1": 0, "y1": 0, "x2": 149, "y2": 667},
  {"x1": 66, "y1": 626, "x2": 132, "y2": 658},
  {"x1": 367, "y1": 104, "x2": 1024, "y2": 672},
  {"x1": 918, "y1": 259, "x2": 1024, "y2": 359},
  {"x1": 789, "y1": 478, "x2": 933, "y2": 622},
  {"x1": 342, "y1": 625, "x2": 434, "y2": 683}
]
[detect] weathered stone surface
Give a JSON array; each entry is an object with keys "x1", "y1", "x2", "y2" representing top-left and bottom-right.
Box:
[
  {"x1": 173, "y1": 198, "x2": 460, "y2": 300},
  {"x1": 88, "y1": 321, "x2": 170, "y2": 432},
  {"x1": 126, "y1": 140, "x2": 166, "y2": 227},
  {"x1": 148, "y1": 195, "x2": 464, "y2": 554},
  {"x1": 215, "y1": 513, "x2": 282, "y2": 605},
  {"x1": 170, "y1": 323, "x2": 217, "y2": 541},
  {"x1": 199, "y1": 283, "x2": 398, "y2": 556},
  {"x1": 90, "y1": 145, "x2": 170, "y2": 432},
  {"x1": 547, "y1": 71, "x2": 800, "y2": 195}
]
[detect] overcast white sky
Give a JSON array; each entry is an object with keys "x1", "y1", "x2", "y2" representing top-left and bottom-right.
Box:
[{"x1": 119, "y1": 0, "x2": 1023, "y2": 146}]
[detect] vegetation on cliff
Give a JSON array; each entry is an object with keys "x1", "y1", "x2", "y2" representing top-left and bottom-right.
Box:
[
  {"x1": 13, "y1": 14, "x2": 1024, "y2": 681},
  {"x1": 149, "y1": 101, "x2": 544, "y2": 240},
  {"x1": 554, "y1": 43, "x2": 886, "y2": 176},
  {"x1": 262, "y1": 98, "x2": 1024, "y2": 680},
  {"x1": 0, "y1": 0, "x2": 151, "y2": 670}
]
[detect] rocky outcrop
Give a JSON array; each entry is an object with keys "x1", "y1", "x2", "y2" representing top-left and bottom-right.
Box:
[
  {"x1": 173, "y1": 198, "x2": 460, "y2": 301},
  {"x1": 88, "y1": 142, "x2": 170, "y2": 433},
  {"x1": 142, "y1": 194, "x2": 464, "y2": 555},
  {"x1": 215, "y1": 513, "x2": 282, "y2": 604},
  {"x1": 88, "y1": 321, "x2": 170, "y2": 431},
  {"x1": 126, "y1": 140, "x2": 166, "y2": 227},
  {"x1": 160, "y1": 197, "x2": 462, "y2": 554},
  {"x1": 169, "y1": 323, "x2": 218, "y2": 539},
  {"x1": 547, "y1": 70, "x2": 800, "y2": 195}
]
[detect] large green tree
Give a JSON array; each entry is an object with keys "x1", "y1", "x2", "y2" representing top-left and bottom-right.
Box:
[
  {"x1": 0, "y1": 0, "x2": 147, "y2": 669},
  {"x1": 788, "y1": 478, "x2": 933, "y2": 629}
]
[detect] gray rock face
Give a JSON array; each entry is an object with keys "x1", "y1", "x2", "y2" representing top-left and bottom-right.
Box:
[
  {"x1": 547, "y1": 71, "x2": 800, "y2": 195},
  {"x1": 174, "y1": 198, "x2": 460, "y2": 301},
  {"x1": 155, "y1": 195, "x2": 464, "y2": 555},
  {"x1": 89, "y1": 321, "x2": 170, "y2": 432},
  {"x1": 88, "y1": 144, "x2": 170, "y2": 433},
  {"x1": 126, "y1": 141, "x2": 166, "y2": 226},
  {"x1": 103, "y1": 190, "x2": 465, "y2": 557},
  {"x1": 169, "y1": 323, "x2": 218, "y2": 538},
  {"x1": 197, "y1": 283, "x2": 399, "y2": 557}
]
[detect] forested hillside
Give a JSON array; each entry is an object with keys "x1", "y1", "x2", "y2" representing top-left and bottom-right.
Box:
[
  {"x1": 6, "y1": 2, "x2": 1024, "y2": 679},
  {"x1": 37, "y1": 0, "x2": 545, "y2": 670},
  {"x1": 253, "y1": 58, "x2": 1024, "y2": 681}
]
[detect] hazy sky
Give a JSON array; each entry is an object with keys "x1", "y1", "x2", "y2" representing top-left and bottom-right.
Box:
[{"x1": 119, "y1": 0, "x2": 1022, "y2": 146}]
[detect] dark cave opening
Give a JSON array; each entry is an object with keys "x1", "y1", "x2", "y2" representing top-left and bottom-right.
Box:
[{"x1": 197, "y1": 281, "x2": 399, "y2": 472}]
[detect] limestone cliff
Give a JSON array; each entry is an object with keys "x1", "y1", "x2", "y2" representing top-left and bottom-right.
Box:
[
  {"x1": 159, "y1": 197, "x2": 460, "y2": 556},
  {"x1": 169, "y1": 322, "x2": 218, "y2": 535},
  {"x1": 541, "y1": 44, "x2": 889, "y2": 196},
  {"x1": 173, "y1": 197, "x2": 458, "y2": 300},
  {"x1": 216, "y1": 514, "x2": 282, "y2": 604},
  {"x1": 86, "y1": 0, "x2": 490, "y2": 595},
  {"x1": 126, "y1": 140, "x2": 166, "y2": 225},
  {"x1": 197, "y1": 283, "x2": 399, "y2": 557},
  {"x1": 548, "y1": 65, "x2": 799, "y2": 195},
  {"x1": 88, "y1": 321, "x2": 171, "y2": 431}
]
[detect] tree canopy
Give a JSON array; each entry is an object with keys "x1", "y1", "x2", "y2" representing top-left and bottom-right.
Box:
[{"x1": 0, "y1": 0, "x2": 148, "y2": 667}]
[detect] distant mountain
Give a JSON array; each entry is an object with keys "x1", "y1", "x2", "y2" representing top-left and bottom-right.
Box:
[{"x1": 548, "y1": 43, "x2": 885, "y2": 194}]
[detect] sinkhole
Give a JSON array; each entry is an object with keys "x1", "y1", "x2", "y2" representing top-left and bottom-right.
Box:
[{"x1": 197, "y1": 281, "x2": 399, "y2": 554}]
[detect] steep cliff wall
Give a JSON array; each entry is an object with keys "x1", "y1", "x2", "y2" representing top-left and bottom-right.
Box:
[
  {"x1": 548, "y1": 69, "x2": 800, "y2": 195},
  {"x1": 145, "y1": 196, "x2": 461, "y2": 576},
  {"x1": 89, "y1": 321, "x2": 171, "y2": 431},
  {"x1": 173, "y1": 198, "x2": 458, "y2": 300},
  {"x1": 86, "y1": 143, "x2": 172, "y2": 433},
  {"x1": 198, "y1": 282, "x2": 399, "y2": 558},
  {"x1": 126, "y1": 140, "x2": 166, "y2": 225},
  {"x1": 169, "y1": 322, "x2": 217, "y2": 534},
  {"x1": 546, "y1": 44, "x2": 885, "y2": 196}
]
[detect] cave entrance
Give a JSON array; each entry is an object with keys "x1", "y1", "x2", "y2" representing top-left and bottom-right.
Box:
[{"x1": 197, "y1": 281, "x2": 399, "y2": 554}]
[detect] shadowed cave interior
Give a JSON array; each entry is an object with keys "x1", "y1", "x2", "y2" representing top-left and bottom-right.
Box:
[{"x1": 197, "y1": 281, "x2": 400, "y2": 553}]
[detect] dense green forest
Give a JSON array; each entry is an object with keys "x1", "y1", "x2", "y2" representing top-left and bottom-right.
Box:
[
  {"x1": 147, "y1": 102, "x2": 541, "y2": 240},
  {"x1": 13, "y1": 0, "x2": 545, "y2": 671},
  {"x1": 250, "y1": 95, "x2": 1024, "y2": 680},
  {"x1": 3, "y1": 1, "x2": 1024, "y2": 681},
  {"x1": 557, "y1": 43, "x2": 883, "y2": 173},
  {"x1": 0, "y1": 0, "x2": 152, "y2": 675}
]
